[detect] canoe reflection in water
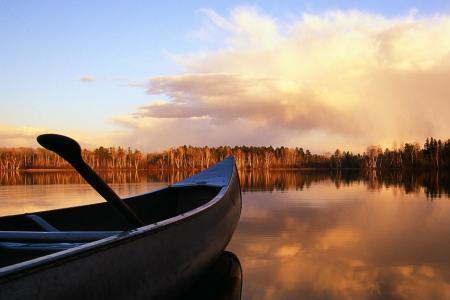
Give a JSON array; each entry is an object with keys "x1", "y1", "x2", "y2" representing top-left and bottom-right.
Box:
[
  {"x1": 182, "y1": 251, "x2": 242, "y2": 300},
  {"x1": 0, "y1": 135, "x2": 242, "y2": 299}
]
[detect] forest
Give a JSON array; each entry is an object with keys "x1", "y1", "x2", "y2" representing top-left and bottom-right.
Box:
[{"x1": 0, "y1": 137, "x2": 449, "y2": 171}]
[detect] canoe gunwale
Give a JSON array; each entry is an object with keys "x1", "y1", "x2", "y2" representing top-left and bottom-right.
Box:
[{"x1": 0, "y1": 158, "x2": 238, "y2": 281}]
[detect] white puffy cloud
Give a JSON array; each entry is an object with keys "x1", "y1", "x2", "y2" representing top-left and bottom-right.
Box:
[{"x1": 115, "y1": 7, "x2": 450, "y2": 152}]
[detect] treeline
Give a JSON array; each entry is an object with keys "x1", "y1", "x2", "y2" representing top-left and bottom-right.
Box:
[
  {"x1": 361, "y1": 138, "x2": 449, "y2": 169},
  {"x1": 0, "y1": 147, "x2": 145, "y2": 171},
  {"x1": 0, "y1": 137, "x2": 449, "y2": 171}
]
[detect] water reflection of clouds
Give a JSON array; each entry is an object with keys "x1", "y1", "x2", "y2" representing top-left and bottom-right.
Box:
[
  {"x1": 1, "y1": 170, "x2": 450, "y2": 298},
  {"x1": 0, "y1": 182, "x2": 166, "y2": 217},
  {"x1": 229, "y1": 184, "x2": 450, "y2": 300}
]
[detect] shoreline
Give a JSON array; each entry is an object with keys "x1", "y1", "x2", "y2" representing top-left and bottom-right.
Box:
[{"x1": 0, "y1": 167, "x2": 445, "y2": 173}]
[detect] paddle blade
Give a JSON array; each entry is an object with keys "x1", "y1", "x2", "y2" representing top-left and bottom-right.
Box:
[{"x1": 37, "y1": 134, "x2": 83, "y2": 163}]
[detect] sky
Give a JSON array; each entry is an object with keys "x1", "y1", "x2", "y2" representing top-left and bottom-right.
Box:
[{"x1": 1, "y1": 1, "x2": 450, "y2": 153}]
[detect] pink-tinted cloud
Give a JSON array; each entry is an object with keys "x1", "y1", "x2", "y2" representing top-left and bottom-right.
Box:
[{"x1": 138, "y1": 73, "x2": 354, "y2": 134}]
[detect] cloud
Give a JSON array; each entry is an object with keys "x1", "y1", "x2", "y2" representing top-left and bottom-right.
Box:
[
  {"x1": 139, "y1": 73, "x2": 354, "y2": 133},
  {"x1": 0, "y1": 124, "x2": 49, "y2": 147},
  {"x1": 113, "y1": 114, "x2": 285, "y2": 151},
  {"x1": 126, "y1": 82, "x2": 145, "y2": 88},
  {"x1": 113, "y1": 77, "x2": 146, "y2": 88},
  {"x1": 116, "y1": 7, "x2": 450, "y2": 152},
  {"x1": 0, "y1": 123, "x2": 125, "y2": 150},
  {"x1": 79, "y1": 75, "x2": 95, "y2": 82}
]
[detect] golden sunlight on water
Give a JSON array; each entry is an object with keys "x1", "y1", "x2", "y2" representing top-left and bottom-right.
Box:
[
  {"x1": 0, "y1": 170, "x2": 182, "y2": 216},
  {"x1": 0, "y1": 180, "x2": 166, "y2": 217},
  {"x1": 228, "y1": 183, "x2": 450, "y2": 300},
  {"x1": 0, "y1": 170, "x2": 450, "y2": 299}
]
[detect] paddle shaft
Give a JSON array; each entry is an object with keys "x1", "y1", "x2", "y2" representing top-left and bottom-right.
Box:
[
  {"x1": 37, "y1": 134, "x2": 144, "y2": 229},
  {"x1": 71, "y1": 160, "x2": 144, "y2": 228}
]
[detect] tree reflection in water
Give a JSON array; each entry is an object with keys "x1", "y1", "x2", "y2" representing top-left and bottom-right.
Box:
[{"x1": 1, "y1": 169, "x2": 448, "y2": 198}]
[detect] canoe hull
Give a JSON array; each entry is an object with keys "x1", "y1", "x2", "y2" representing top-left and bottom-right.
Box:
[{"x1": 0, "y1": 161, "x2": 241, "y2": 299}]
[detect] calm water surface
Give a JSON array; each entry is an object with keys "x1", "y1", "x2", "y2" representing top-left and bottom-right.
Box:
[{"x1": 1, "y1": 170, "x2": 450, "y2": 299}]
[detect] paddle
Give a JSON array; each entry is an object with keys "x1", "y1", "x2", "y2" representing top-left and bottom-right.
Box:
[{"x1": 37, "y1": 134, "x2": 144, "y2": 229}]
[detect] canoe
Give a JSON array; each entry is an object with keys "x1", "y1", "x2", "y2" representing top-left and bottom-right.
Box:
[{"x1": 0, "y1": 157, "x2": 242, "y2": 299}]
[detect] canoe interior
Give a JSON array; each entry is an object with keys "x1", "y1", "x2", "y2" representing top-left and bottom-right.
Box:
[{"x1": 0, "y1": 185, "x2": 221, "y2": 268}]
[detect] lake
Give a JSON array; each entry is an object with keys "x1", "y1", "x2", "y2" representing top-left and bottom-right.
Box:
[{"x1": 1, "y1": 169, "x2": 450, "y2": 299}]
